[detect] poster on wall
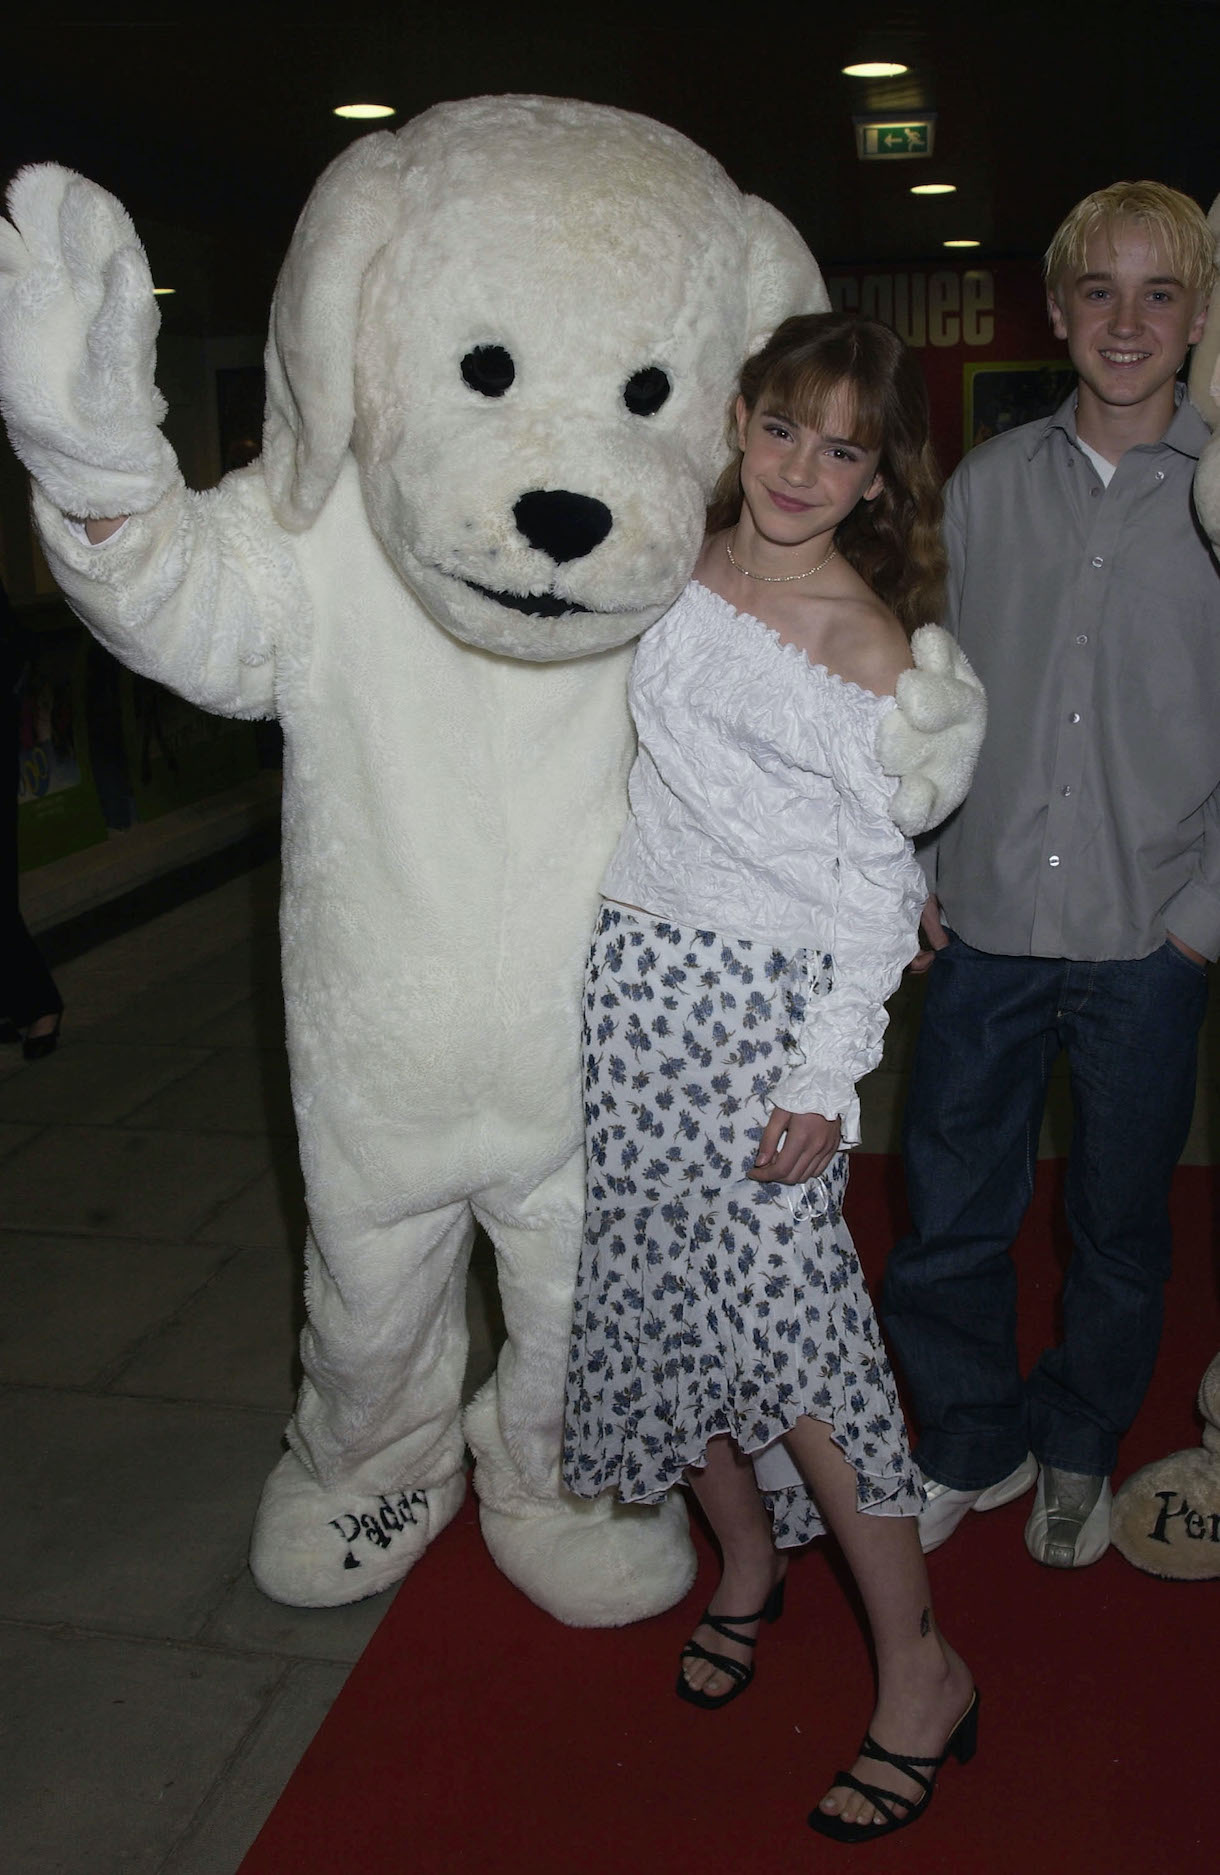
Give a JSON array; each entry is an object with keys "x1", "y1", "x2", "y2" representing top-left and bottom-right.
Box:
[
  {"x1": 120, "y1": 671, "x2": 261, "y2": 824},
  {"x1": 962, "y1": 361, "x2": 1078, "y2": 453},
  {"x1": 15, "y1": 619, "x2": 108, "y2": 870},
  {"x1": 823, "y1": 259, "x2": 1075, "y2": 472},
  {"x1": 15, "y1": 606, "x2": 264, "y2": 869}
]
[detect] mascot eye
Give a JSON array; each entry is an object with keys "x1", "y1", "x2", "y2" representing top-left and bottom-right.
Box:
[
  {"x1": 461, "y1": 345, "x2": 516, "y2": 397},
  {"x1": 623, "y1": 366, "x2": 671, "y2": 417}
]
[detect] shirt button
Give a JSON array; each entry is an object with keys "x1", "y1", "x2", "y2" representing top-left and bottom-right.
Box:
[
  {"x1": 1048, "y1": 855, "x2": 1061, "y2": 867},
  {"x1": 1076, "y1": 633, "x2": 1088, "y2": 645},
  {"x1": 1091, "y1": 555, "x2": 1104, "y2": 568},
  {"x1": 1069, "y1": 711, "x2": 1081, "y2": 724},
  {"x1": 1062, "y1": 785, "x2": 1072, "y2": 796}
]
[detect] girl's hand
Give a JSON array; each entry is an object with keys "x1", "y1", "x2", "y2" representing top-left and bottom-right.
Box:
[{"x1": 749, "y1": 1108, "x2": 841, "y2": 1184}]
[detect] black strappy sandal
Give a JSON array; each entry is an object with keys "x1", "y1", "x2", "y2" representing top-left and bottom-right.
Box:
[
  {"x1": 675, "y1": 1576, "x2": 785, "y2": 1710},
  {"x1": 807, "y1": 1688, "x2": 979, "y2": 1843}
]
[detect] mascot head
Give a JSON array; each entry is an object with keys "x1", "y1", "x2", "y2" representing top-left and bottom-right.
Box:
[{"x1": 262, "y1": 95, "x2": 827, "y2": 660}]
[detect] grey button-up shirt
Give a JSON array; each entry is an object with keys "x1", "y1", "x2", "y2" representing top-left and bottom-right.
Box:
[{"x1": 927, "y1": 388, "x2": 1220, "y2": 961}]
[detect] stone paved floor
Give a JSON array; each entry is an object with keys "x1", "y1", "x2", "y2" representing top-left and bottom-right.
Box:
[
  {"x1": 3, "y1": 854, "x2": 1217, "y2": 1873},
  {"x1": 2, "y1": 856, "x2": 506, "y2": 1875}
]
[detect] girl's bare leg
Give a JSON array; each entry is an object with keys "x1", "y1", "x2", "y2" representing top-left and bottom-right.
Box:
[
  {"x1": 681, "y1": 1434, "x2": 786, "y2": 1698},
  {"x1": 783, "y1": 1416, "x2": 975, "y2": 1830}
]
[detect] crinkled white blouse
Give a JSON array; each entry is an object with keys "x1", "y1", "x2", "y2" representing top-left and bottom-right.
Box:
[{"x1": 601, "y1": 579, "x2": 928, "y2": 1144}]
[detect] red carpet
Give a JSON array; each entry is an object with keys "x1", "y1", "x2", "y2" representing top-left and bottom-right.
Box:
[{"x1": 240, "y1": 1161, "x2": 1219, "y2": 1875}]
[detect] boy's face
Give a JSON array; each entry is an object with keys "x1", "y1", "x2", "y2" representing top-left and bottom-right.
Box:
[{"x1": 1047, "y1": 219, "x2": 1208, "y2": 419}]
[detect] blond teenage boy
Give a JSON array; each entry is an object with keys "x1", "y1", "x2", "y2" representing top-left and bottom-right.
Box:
[{"x1": 882, "y1": 183, "x2": 1219, "y2": 1568}]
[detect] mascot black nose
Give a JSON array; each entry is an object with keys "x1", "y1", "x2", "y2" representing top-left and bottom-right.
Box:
[{"x1": 513, "y1": 490, "x2": 612, "y2": 564}]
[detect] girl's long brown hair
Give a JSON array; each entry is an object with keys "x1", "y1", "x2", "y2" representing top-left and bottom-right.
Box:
[{"x1": 707, "y1": 312, "x2": 946, "y2": 635}]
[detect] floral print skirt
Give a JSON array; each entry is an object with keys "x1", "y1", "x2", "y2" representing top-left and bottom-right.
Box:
[{"x1": 562, "y1": 904, "x2": 922, "y2": 1546}]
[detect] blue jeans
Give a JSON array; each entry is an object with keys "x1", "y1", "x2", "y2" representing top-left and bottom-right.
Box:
[{"x1": 881, "y1": 934, "x2": 1207, "y2": 1486}]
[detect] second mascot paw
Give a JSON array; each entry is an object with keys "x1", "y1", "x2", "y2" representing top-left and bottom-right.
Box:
[
  {"x1": 1194, "y1": 430, "x2": 1220, "y2": 555},
  {"x1": 0, "y1": 164, "x2": 176, "y2": 518},
  {"x1": 879, "y1": 624, "x2": 987, "y2": 837}
]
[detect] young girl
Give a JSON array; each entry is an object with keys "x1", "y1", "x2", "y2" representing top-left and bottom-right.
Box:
[{"x1": 562, "y1": 312, "x2": 977, "y2": 1842}]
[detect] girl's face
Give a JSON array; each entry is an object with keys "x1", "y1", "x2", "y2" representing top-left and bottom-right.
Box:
[{"x1": 734, "y1": 386, "x2": 883, "y2": 546}]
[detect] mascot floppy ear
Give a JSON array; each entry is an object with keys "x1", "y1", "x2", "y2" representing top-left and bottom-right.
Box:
[
  {"x1": 1187, "y1": 190, "x2": 1220, "y2": 428},
  {"x1": 743, "y1": 195, "x2": 830, "y2": 356},
  {"x1": 262, "y1": 131, "x2": 402, "y2": 530},
  {"x1": 1188, "y1": 191, "x2": 1220, "y2": 554}
]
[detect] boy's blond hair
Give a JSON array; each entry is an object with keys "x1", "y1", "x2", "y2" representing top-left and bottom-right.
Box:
[{"x1": 1044, "y1": 181, "x2": 1217, "y2": 300}]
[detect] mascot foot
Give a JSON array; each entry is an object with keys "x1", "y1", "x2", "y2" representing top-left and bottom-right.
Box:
[
  {"x1": 249, "y1": 1449, "x2": 466, "y2": 1607},
  {"x1": 478, "y1": 1485, "x2": 695, "y2": 1628},
  {"x1": 465, "y1": 1382, "x2": 696, "y2": 1626},
  {"x1": 1112, "y1": 1354, "x2": 1220, "y2": 1581}
]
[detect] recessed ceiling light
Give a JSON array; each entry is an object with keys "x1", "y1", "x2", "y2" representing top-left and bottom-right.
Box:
[
  {"x1": 944, "y1": 238, "x2": 980, "y2": 248},
  {"x1": 911, "y1": 183, "x2": 956, "y2": 196},
  {"x1": 842, "y1": 61, "x2": 909, "y2": 78},
  {"x1": 334, "y1": 103, "x2": 396, "y2": 120}
]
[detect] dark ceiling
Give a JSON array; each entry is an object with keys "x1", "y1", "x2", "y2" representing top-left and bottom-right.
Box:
[{"x1": 4, "y1": 3, "x2": 1219, "y2": 337}]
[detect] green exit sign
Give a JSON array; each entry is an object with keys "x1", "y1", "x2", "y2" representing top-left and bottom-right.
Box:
[{"x1": 854, "y1": 115, "x2": 937, "y2": 160}]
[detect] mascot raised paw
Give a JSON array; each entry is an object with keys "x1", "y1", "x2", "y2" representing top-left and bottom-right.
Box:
[{"x1": 0, "y1": 97, "x2": 983, "y2": 1621}]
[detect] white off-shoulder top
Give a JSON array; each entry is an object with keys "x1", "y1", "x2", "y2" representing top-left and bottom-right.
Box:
[{"x1": 601, "y1": 580, "x2": 928, "y2": 1145}]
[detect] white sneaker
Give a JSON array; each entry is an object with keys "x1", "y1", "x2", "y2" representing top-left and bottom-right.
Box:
[
  {"x1": 917, "y1": 1452, "x2": 1039, "y2": 1553},
  {"x1": 1024, "y1": 1466, "x2": 1112, "y2": 1568}
]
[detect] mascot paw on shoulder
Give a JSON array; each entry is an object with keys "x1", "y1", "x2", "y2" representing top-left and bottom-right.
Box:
[{"x1": 0, "y1": 96, "x2": 983, "y2": 1621}]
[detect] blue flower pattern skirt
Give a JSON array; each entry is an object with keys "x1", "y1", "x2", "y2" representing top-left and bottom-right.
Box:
[{"x1": 562, "y1": 905, "x2": 922, "y2": 1546}]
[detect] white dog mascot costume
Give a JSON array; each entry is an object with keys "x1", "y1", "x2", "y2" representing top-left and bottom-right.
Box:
[{"x1": 0, "y1": 97, "x2": 985, "y2": 1622}]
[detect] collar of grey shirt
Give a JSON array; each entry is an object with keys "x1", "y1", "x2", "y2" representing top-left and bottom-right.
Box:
[{"x1": 1028, "y1": 382, "x2": 1208, "y2": 464}]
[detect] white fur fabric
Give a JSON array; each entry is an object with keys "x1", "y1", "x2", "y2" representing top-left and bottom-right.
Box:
[
  {"x1": 1112, "y1": 1354, "x2": 1220, "y2": 1579},
  {"x1": 879, "y1": 625, "x2": 987, "y2": 836},
  {"x1": 1188, "y1": 189, "x2": 1220, "y2": 552},
  {"x1": 0, "y1": 167, "x2": 176, "y2": 516}
]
